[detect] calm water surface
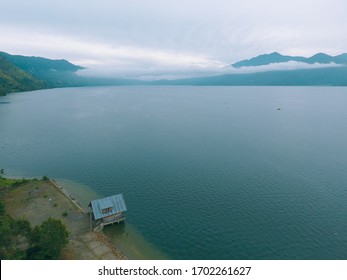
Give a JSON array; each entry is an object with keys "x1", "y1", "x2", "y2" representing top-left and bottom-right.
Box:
[{"x1": 1, "y1": 86, "x2": 347, "y2": 259}]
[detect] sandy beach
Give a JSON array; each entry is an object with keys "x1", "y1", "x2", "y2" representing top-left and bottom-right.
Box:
[{"x1": 1, "y1": 179, "x2": 127, "y2": 260}]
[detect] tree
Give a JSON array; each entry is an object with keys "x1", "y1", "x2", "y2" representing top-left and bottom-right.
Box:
[
  {"x1": 0, "y1": 202, "x2": 31, "y2": 260},
  {"x1": 27, "y1": 217, "x2": 69, "y2": 259},
  {"x1": 42, "y1": 175, "x2": 49, "y2": 181},
  {"x1": 0, "y1": 201, "x2": 5, "y2": 216},
  {"x1": 0, "y1": 212, "x2": 12, "y2": 245}
]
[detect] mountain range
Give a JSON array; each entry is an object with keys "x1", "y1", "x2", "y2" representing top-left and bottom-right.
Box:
[
  {"x1": 1, "y1": 51, "x2": 347, "y2": 95},
  {"x1": 158, "y1": 52, "x2": 347, "y2": 86},
  {"x1": 231, "y1": 52, "x2": 347, "y2": 68},
  {"x1": 154, "y1": 66, "x2": 347, "y2": 86},
  {"x1": 0, "y1": 51, "x2": 142, "y2": 95}
]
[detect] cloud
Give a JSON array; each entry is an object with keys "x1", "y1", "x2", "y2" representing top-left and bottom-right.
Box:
[
  {"x1": 1, "y1": 0, "x2": 347, "y2": 79},
  {"x1": 0, "y1": 24, "x2": 227, "y2": 79},
  {"x1": 228, "y1": 61, "x2": 342, "y2": 74},
  {"x1": 76, "y1": 50, "x2": 226, "y2": 80}
]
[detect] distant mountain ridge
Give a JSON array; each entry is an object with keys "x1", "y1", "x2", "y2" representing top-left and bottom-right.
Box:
[
  {"x1": 1, "y1": 50, "x2": 347, "y2": 95},
  {"x1": 231, "y1": 52, "x2": 347, "y2": 68},
  {"x1": 154, "y1": 66, "x2": 347, "y2": 86}
]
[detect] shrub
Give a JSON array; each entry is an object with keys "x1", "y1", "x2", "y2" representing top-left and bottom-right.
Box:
[
  {"x1": 27, "y1": 218, "x2": 68, "y2": 260},
  {"x1": 0, "y1": 201, "x2": 5, "y2": 216},
  {"x1": 0, "y1": 205, "x2": 31, "y2": 260},
  {"x1": 0, "y1": 169, "x2": 4, "y2": 178},
  {"x1": 42, "y1": 176, "x2": 49, "y2": 181},
  {"x1": 11, "y1": 178, "x2": 29, "y2": 187}
]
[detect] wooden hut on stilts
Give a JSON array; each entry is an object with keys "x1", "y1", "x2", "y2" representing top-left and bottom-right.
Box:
[{"x1": 89, "y1": 193, "x2": 127, "y2": 232}]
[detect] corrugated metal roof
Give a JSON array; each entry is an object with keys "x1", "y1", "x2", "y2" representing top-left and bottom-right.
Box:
[{"x1": 90, "y1": 193, "x2": 127, "y2": 220}]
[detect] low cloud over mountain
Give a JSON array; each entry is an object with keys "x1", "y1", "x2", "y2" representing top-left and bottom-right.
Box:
[{"x1": 229, "y1": 52, "x2": 347, "y2": 72}]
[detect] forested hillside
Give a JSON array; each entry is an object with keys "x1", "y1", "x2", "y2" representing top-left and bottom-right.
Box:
[{"x1": 0, "y1": 56, "x2": 44, "y2": 96}]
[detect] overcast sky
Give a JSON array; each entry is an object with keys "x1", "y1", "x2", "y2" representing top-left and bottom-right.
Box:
[{"x1": 1, "y1": 0, "x2": 346, "y2": 79}]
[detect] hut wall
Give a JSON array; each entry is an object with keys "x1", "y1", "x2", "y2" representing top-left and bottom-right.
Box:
[{"x1": 102, "y1": 212, "x2": 123, "y2": 223}]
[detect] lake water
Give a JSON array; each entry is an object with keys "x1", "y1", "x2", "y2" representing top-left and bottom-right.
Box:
[{"x1": 1, "y1": 86, "x2": 347, "y2": 259}]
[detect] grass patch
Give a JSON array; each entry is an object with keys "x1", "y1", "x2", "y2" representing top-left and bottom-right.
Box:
[
  {"x1": 0, "y1": 177, "x2": 17, "y2": 188},
  {"x1": 11, "y1": 179, "x2": 30, "y2": 187},
  {"x1": 0, "y1": 177, "x2": 30, "y2": 188},
  {"x1": 62, "y1": 211, "x2": 68, "y2": 217},
  {"x1": 0, "y1": 177, "x2": 43, "y2": 191}
]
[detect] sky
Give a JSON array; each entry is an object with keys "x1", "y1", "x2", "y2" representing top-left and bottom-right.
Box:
[{"x1": 1, "y1": 0, "x2": 346, "y2": 79}]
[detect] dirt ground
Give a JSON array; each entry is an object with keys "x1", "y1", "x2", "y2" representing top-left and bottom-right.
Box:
[{"x1": 1, "y1": 180, "x2": 127, "y2": 260}]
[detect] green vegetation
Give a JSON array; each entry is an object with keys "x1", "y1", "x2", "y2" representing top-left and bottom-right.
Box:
[
  {"x1": 0, "y1": 200, "x2": 4, "y2": 215},
  {"x1": 26, "y1": 218, "x2": 69, "y2": 260},
  {"x1": 0, "y1": 51, "x2": 87, "y2": 95},
  {"x1": 62, "y1": 211, "x2": 68, "y2": 217},
  {"x1": 0, "y1": 51, "x2": 146, "y2": 96},
  {"x1": 0, "y1": 200, "x2": 31, "y2": 259},
  {"x1": 0, "y1": 51, "x2": 83, "y2": 76},
  {"x1": 10, "y1": 178, "x2": 30, "y2": 187},
  {"x1": 0, "y1": 172, "x2": 42, "y2": 188},
  {"x1": 0, "y1": 177, "x2": 25, "y2": 188},
  {"x1": 42, "y1": 175, "x2": 49, "y2": 181},
  {"x1": 0, "y1": 174, "x2": 69, "y2": 259},
  {"x1": 0, "y1": 202, "x2": 31, "y2": 259},
  {"x1": 0, "y1": 178, "x2": 14, "y2": 187},
  {"x1": 0, "y1": 55, "x2": 45, "y2": 96},
  {"x1": 0, "y1": 200, "x2": 69, "y2": 260}
]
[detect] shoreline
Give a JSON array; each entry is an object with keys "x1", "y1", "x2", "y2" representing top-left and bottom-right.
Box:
[
  {"x1": 47, "y1": 179, "x2": 128, "y2": 259},
  {"x1": 49, "y1": 178, "x2": 168, "y2": 260},
  {"x1": 49, "y1": 179, "x2": 86, "y2": 213},
  {"x1": 0, "y1": 177, "x2": 128, "y2": 260}
]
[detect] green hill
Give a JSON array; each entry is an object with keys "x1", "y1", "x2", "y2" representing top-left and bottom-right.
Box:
[
  {"x1": 0, "y1": 51, "x2": 83, "y2": 74},
  {"x1": 0, "y1": 56, "x2": 45, "y2": 96},
  {"x1": 0, "y1": 51, "x2": 145, "y2": 95},
  {"x1": 0, "y1": 51, "x2": 85, "y2": 88}
]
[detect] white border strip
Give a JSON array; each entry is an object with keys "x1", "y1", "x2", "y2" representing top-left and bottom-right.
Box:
[{"x1": 2, "y1": 260, "x2": 347, "y2": 280}]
